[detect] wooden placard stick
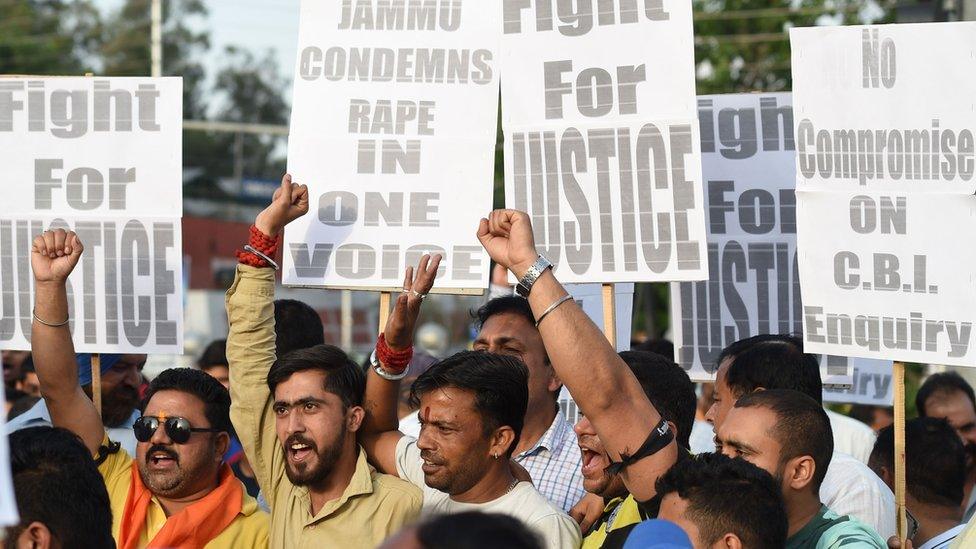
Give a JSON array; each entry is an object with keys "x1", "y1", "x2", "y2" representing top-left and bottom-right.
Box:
[
  {"x1": 378, "y1": 292, "x2": 392, "y2": 335},
  {"x1": 893, "y1": 361, "x2": 907, "y2": 544},
  {"x1": 92, "y1": 353, "x2": 102, "y2": 417},
  {"x1": 601, "y1": 283, "x2": 616, "y2": 348}
]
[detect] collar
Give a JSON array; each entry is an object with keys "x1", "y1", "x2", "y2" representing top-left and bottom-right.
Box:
[
  {"x1": 519, "y1": 412, "x2": 572, "y2": 458},
  {"x1": 296, "y1": 445, "x2": 375, "y2": 526}
]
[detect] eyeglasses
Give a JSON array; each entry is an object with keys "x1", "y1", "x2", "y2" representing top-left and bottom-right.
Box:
[{"x1": 133, "y1": 416, "x2": 221, "y2": 444}]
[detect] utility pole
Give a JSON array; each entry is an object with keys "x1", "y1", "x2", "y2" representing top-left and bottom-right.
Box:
[{"x1": 151, "y1": 0, "x2": 162, "y2": 77}]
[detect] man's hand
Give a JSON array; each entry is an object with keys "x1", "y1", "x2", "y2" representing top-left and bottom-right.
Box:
[
  {"x1": 570, "y1": 493, "x2": 606, "y2": 534},
  {"x1": 31, "y1": 229, "x2": 84, "y2": 284},
  {"x1": 255, "y1": 173, "x2": 309, "y2": 236},
  {"x1": 476, "y1": 210, "x2": 539, "y2": 279},
  {"x1": 384, "y1": 254, "x2": 442, "y2": 350}
]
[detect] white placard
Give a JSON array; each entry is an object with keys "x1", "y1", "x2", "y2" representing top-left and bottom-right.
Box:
[
  {"x1": 796, "y1": 190, "x2": 976, "y2": 366},
  {"x1": 0, "y1": 78, "x2": 183, "y2": 216},
  {"x1": 791, "y1": 23, "x2": 976, "y2": 366},
  {"x1": 670, "y1": 93, "x2": 871, "y2": 385},
  {"x1": 791, "y1": 23, "x2": 976, "y2": 195},
  {"x1": 282, "y1": 0, "x2": 501, "y2": 292},
  {"x1": 0, "y1": 217, "x2": 183, "y2": 353},
  {"x1": 0, "y1": 77, "x2": 183, "y2": 354},
  {"x1": 500, "y1": 0, "x2": 708, "y2": 284},
  {"x1": 823, "y1": 359, "x2": 895, "y2": 406}
]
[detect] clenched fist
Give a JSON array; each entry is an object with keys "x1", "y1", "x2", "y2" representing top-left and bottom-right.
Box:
[
  {"x1": 31, "y1": 229, "x2": 84, "y2": 284},
  {"x1": 476, "y1": 210, "x2": 539, "y2": 279}
]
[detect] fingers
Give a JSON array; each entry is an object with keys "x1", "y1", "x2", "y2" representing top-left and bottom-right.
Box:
[
  {"x1": 277, "y1": 174, "x2": 292, "y2": 201},
  {"x1": 67, "y1": 232, "x2": 84, "y2": 256},
  {"x1": 32, "y1": 234, "x2": 46, "y2": 256},
  {"x1": 403, "y1": 265, "x2": 414, "y2": 292},
  {"x1": 476, "y1": 218, "x2": 491, "y2": 242}
]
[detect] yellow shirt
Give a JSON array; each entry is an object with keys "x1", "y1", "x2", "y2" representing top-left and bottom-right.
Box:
[
  {"x1": 226, "y1": 265, "x2": 423, "y2": 549},
  {"x1": 98, "y1": 440, "x2": 270, "y2": 548},
  {"x1": 581, "y1": 495, "x2": 643, "y2": 549}
]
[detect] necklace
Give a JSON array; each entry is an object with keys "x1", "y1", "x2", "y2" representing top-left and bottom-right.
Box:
[{"x1": 506, "y1": 479, "x2": 520, "y2": 494}]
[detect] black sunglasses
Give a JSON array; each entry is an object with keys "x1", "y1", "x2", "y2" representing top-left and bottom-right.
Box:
[{"x1": 133, "y1": 416, "x2": 221, "y2": 444}]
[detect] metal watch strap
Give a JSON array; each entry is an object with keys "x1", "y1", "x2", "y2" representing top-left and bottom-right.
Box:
[{"x1": 516, "y1": 255, "x2": 552, "y2": 297}]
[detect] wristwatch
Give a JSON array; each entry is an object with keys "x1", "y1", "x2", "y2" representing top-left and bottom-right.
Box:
[{"x1": 515, "y1": 255, "x2": 553, "y2": 298}]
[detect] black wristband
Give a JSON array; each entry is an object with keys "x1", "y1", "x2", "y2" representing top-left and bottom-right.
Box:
[
  {"x1": 604, "y1": 419, "x2": 674, "y2": 476},
  {"x1": 93, "y1": 440, "x2": 121, "y2": 466}
]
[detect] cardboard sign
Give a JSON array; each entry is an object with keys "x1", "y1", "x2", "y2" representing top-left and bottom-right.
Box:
[
  {"x1": 0, "y1": 77, "x2": 183, "y2": 353},
  {"x1": 670, "y1": 94, "x2": 870, "y2": 385},
  {"x1": 823, "y1": 359, "x2": 895, "y2": 406},
  {"x1": 283, "y1": 0, "x2": 501, "y2": 292},
  {"x1": 791, "y1": 23, "x2": 976, "y2": 366},
  {"x1": 500, "y1": 0, "x2": 708, "y2": 284}
]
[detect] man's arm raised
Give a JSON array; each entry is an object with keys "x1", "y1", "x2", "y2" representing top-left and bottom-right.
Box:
[
  {"x1": 359, "y1": 254, "x2": 440, "y2": 476},
  {"x1": 477, "y1": 210, "x2": 678, "y2": 502},
  {"x1": 227, "y1": 174, "x2": 309, "y2": 496},
  {"x1": 30, "y1": 229, "x2": 104, "y2": 455}
]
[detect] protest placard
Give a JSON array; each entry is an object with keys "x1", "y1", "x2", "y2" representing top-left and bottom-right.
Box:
[
  {"x1": 670, "y1": 93, "x2": 868, "y2": 385},
  {"x1": 500, "y1": 0, "x2": 708, "y2": 284},
  {"x1": 0, "y1": 77, "x2": 183, "y2": 354},
  {"x1": 283, "y1": 0, "x2": 501, "y2": 292},
  {"x1": 791, "y1": 23, "x2": 976, "y2": 366},
  {"x1": 823, "y1": 359, "x2": 894, "y2": 406}
]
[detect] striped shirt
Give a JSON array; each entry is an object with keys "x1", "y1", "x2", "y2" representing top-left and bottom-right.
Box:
[{"x1": 515, "y1": 412, "x2": 585, "y2": 513}]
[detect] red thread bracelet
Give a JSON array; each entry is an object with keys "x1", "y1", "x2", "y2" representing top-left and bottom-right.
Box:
[
  {"x1": 237, "y1": 226, "x2": 279, "y2": 268},
  {"x1": 376, "y1": 334, "x2": 412, "y2": 373}
]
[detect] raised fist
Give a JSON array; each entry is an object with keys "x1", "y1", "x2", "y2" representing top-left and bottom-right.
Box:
[
  {"x1": 476, "y1": 210, "x2": 539, "y2": 279},
  {"x1": 31, "y1": 229, "x2": 84, "y2": 284},
  {"x1": 255, "y1": 173, "x2": 310, "y2": 236}
]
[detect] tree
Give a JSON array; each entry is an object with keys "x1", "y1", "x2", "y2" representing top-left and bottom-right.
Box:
[
  {"x1": 99, "y1": 0, "x2": 209, "y2": 119},
  {"x1": 0, "y1": 0, "x2": 102, "y2": 75},
  {"x1": 693, "y1": 0, "x2": 892, "y2": 94}
]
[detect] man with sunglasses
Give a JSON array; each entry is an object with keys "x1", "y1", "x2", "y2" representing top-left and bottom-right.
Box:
[
  {"x1": 28, "y1": 228, "x2": 269, "y2": 548},
  {"x1": 225, "y1": 175, "x2": 423, "y2": 548}
]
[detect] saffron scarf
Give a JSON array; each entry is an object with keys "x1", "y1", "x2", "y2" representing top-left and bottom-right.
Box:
[{"x1": 119, "y1": 462, "x2": 243, "y2": 549}]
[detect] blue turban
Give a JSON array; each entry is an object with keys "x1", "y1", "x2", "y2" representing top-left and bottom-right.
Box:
[{"x1": 75, "y1": 354, "x2": 122, "y2": 386}]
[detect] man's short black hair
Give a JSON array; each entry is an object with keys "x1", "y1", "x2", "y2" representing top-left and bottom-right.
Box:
[
  {"x1": 916, "y1": 372, "x2": 976, "y2": 417},
  {"x1": 719, "y1": 334, "x2": 822, "y2": 404},
  {"x1": 631, "y1": 338, "x2": 675, "y2": 360},
  {"x1": 734, "y1": 389, "x2": 834, "y2": 492},
  {"x1": 870, "y1": 417, "x2": 965, "y2": 508},
  {"x1": 274, "y1": 299, "x2": 325, "y2": 357},
  {"x1": 142, "y1": 368, "x2": 232, "y2": 433},
  {"x1": 474, "y1": 296, "x2": 537, "y2": 332},
  {"x1": 267, "y1": 344, "x2": 366, "y2": 409},
  {"x1": 416, "y1": 511, "x2": 542, "y2": 549},
  {"x1": 655, "y1": 452, "x2": 787, "y2": 549},
  {"x1": 410, "y1": 351, "x2": 528, "y2": 456},
  {"x1": 198, "y1": 339, "x2": 228, "y2": 370},
  {"x1": 9, "y1": 427, "x2": 114, "y2": 548},
  {"x1": 619, "y1": 350, "x2": 696, "y2": 449}
]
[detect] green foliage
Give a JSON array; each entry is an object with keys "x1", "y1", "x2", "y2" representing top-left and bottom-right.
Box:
[
  {"x1": 0, "y1": 0, "x2": 102, "y2": 75},
  {"x1": 694, "y1": 1, "x2": 892, "y2": 93}
]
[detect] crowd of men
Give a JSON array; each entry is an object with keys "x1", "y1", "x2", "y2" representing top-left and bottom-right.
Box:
[{"x1": 4, "y1": 174, "x2": 976, "y2": 548}]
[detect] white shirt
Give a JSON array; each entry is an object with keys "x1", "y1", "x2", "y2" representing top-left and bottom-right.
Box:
[
  {"x1": 395, "y1": 436, "x2": 581, "y2": 549},
  {"x1": 689, "y1": 419, "x2": 716, "y2": 454},
  {"x1": 820, "y1": 451, "x2": 896, "y2": 540},
  {"x1": 399, "y1": 410, "x2": 422, "y2": 439},
  {"x1": 920, "y1": 523, "x2": 965, "y2": 549},
  {"x1": 826, "y1": 409, "x2": 877, "y2": 464}
]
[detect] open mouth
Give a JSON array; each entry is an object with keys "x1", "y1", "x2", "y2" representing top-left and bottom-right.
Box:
[
  {"x1": 421, "y1": 456, "x2": 444, "y2": 475},
  {"x1": 288, "y1": 442, "x2": 313, "y2": 463},
  {"x1": 580, "y1": 448, "x2": 607, "y2": 477},
  {"x1": 148, "y1": 451, "x2": 178, "y2": 470}
]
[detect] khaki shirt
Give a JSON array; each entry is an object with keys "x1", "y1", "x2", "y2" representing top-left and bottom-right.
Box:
[{"x1": 226, "y1": 265, "x2": 422, "y2": 549}]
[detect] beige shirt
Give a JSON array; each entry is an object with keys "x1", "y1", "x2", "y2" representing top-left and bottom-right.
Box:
[{"x1": 227, "y1": 265, "x2": 422, "y2": 549}]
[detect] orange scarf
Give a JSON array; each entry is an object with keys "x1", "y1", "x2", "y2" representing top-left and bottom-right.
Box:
[{"x1": 119, "y1": 462, "x2": 244, "y2": 549}]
